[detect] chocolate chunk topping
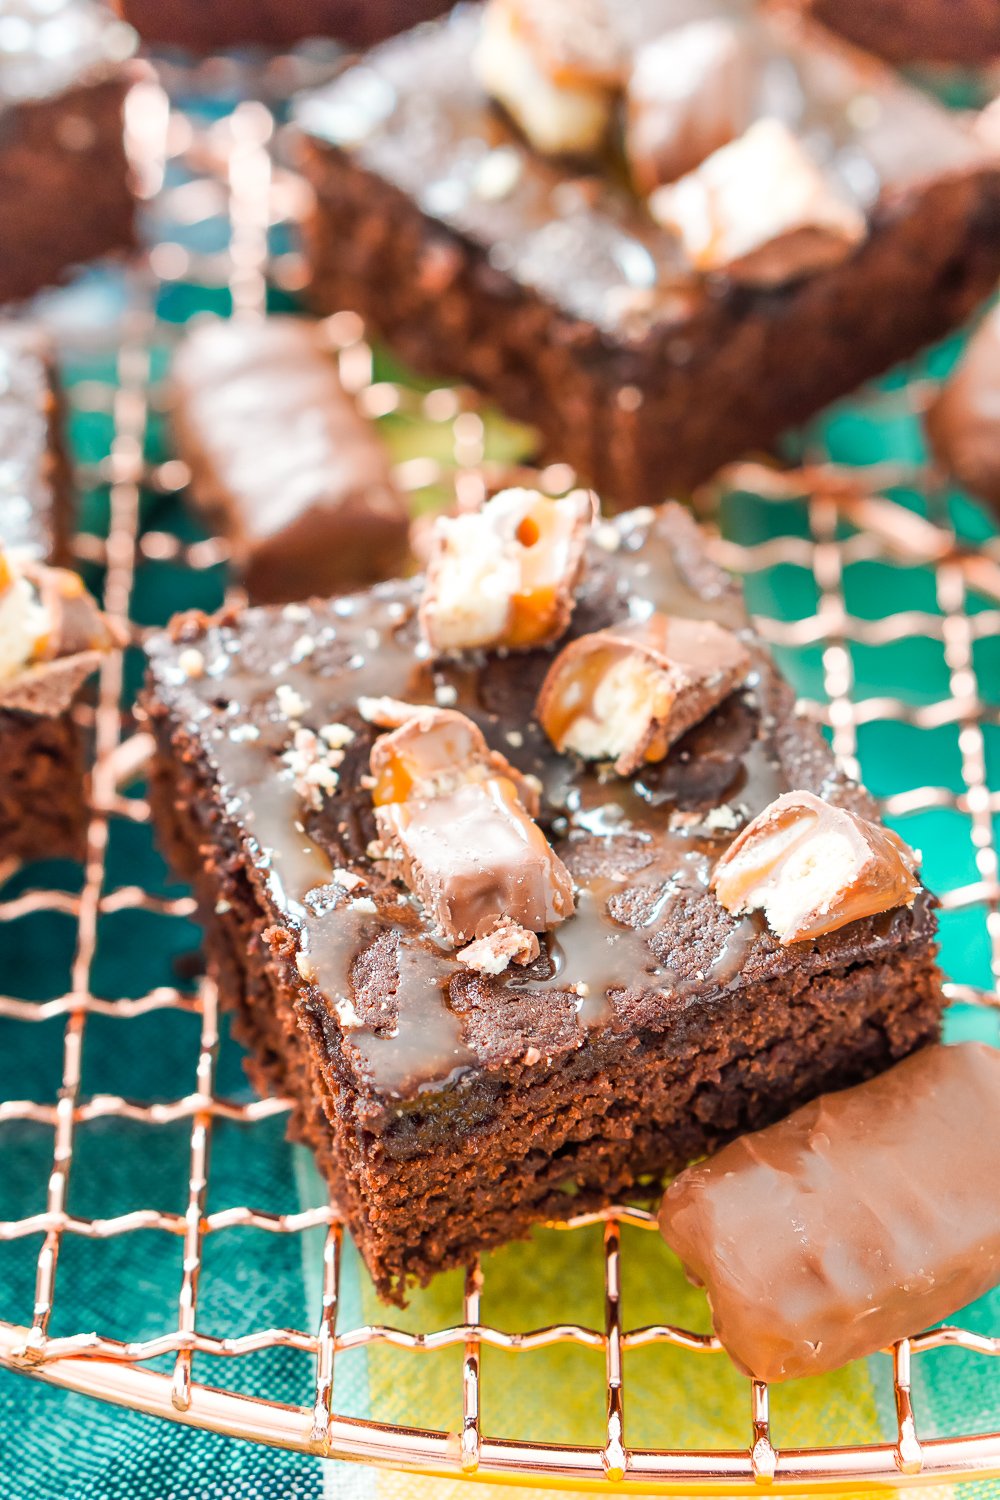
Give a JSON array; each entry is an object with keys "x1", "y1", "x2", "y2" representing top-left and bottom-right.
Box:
[
  {"x1": 420, "y1": 486, "x2": 596, "y2": 654},
  {"x1": 626, "y1": 20, "x2": 754, "y2": 194},
  {"x1": 660, "y1": 1043, "x2": 1000, "y2": 1383},
  {"x1": 370, "y1": 704, "x2": 540, "y2": 816},
  {"x1": 375, "y1": 776, "x2": 575, "y2": 946},
  {"x1": 711, "y1": 788, "x2": 920, "y2": 944},
  {"x1": 536, "y1": 612, "x2": 750, "y2": 775},
  {"x1": 650, "y1": 118, "x2": 867, "y2": 286}
]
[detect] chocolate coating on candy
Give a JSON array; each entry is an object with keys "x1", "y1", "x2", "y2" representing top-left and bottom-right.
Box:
[
  {"x1": 711, "y1": 788, "x2": 919, "y2": 944},
  {"x1": 925, "y1": 307, "x2": 1000, "y2": 511},
  {"x1": 376, "y1": 776, "x2": 575, "y2": 946},
  {"x1": 370, "y1": 705, "x2": 540, "y2": 816},
  {"x1": 536, "y1": 611, "x2": 750, "y2": 775},
  {"x1": 170, "y1": 316, "x2": 409, "y2": 605},
  {"x1": 420, "y1": 487, "x2": 595, "y2": 654},
  {"x1": 660, "y1": 1042, "x2": 1000, "y2": 1383}
]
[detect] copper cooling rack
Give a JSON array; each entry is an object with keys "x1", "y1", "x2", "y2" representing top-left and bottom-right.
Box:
[{"x1": 0, "y1": 75, "x2": 999, "y2": 1494}]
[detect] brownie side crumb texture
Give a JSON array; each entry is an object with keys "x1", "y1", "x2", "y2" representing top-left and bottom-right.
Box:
[
  {"x1": 0, "y1": 707, "x2": 88, "y2": 863},
  {"x1": 802, "y1": 0, "x2": 1000, "y2": 65},
  {"x1": 0, "y1": 1, "x2": 137, "y2": 306},
  {"x1": 296, "y1": 8, "x2": 1000, "y2": 506},
  {"x1": 114, "y1": 0, "x2": 456, "y2": 51},
  {"x1": 143, "y1": 505, "x2": 943, "y2": 1301}
]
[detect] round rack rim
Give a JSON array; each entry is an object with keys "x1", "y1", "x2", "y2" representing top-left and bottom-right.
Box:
[{"x1": 2, "y1": 1321, "x2": 999, "y2": 1494}]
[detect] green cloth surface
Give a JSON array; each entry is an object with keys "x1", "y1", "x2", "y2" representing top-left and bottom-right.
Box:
[{"x1": 1, "y1": 247, "x2": 999, "y2": 1499}]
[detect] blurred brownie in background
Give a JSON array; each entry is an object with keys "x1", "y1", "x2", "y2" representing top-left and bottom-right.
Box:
[
  {"x1": 113, "y1": 0, "x2": 456, "y2": 52},
  {"x1": 795, "y1": 0, "x2": 1000, "y2": 66},
  {"x1": 0, "y1": 1, "x2": 138, "y2": 305},
  {"x1": 296, "y1": 2, "x2": 1000, "y2": 507}
]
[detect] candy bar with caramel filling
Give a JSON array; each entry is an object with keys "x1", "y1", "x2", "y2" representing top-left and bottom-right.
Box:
[
  {"x1": 370, "y1": 704, "x2": 540, "y2": 815},
  {"x1": 419, "y1": 487, "x2": 595, "y2": 654},
  {"x1": 626, "y1": 20, "x2": 753, "y2": 195},
  {"x1": 170, "y1": 316, "x2": 409, "y2": 605},
  {"x1": 650, "y1": 118, "x2": 866, "y2": 287},
  {"x1": 0, "y1": 552, "x2": 121, "y2": 863},
  {"x1": 711, "y1": 789, "x2": 920, "y2": 944},
  {"x1": 473, "y1": 0, "x2": 624, "y2": 157},
  {"x1": 660, "y1": 1042, "x2": 1000, "y2": 1384},
  {"x1": 537, "y1": 613, "x2": 750, "y2": 776},
  {"x1": 375, "y1": 776, "x2": 575, "y2": 947},
  {"x1": 924, "y1": 306, "x2": 1000, "y2": 513}
]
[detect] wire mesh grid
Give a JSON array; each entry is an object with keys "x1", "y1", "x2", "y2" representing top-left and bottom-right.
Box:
[{"x1": 0, "y1": 72, "x2": 998, "y2": 1494}]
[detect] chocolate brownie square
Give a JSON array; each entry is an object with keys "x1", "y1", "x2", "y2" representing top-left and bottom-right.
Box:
[
  {"x1": 0, "y1": 0, "x2": 138, "y2": 306},
  {"x1": 143, "y1": 499, "x2": 942, "y2": 1300},
  {"x1": 295, "y1": 2, "x2": 1000, "y2": 507},
  {"x1": 114, "y1": 0, "x2": 456, "y2": 52},
  {"x1": 0, "y1": 324, "x2": 73, "y2": 566},
  {"x1": 795, "y1": 0, "x2": 1000, "y2": 65}
]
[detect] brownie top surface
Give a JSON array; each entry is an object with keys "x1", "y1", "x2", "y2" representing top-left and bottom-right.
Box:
[
  {"x1": 295, "y1": 3, "x2": 990, "y2": 336},
  {"x1": 0, "y1": 325, "x2": 58, "y2": 559},
  {"x1": 146, "y1": 503, "x2": 935, "y2": 1107},
  {"x1": 0, "y1": 0, "x2": 135, "y2": 107}
]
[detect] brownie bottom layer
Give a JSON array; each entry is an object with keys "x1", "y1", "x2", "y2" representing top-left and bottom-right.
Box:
[
  {"x1": 0, "y1": 78, "x2": 136, "y2": 306},
  {"x1": 118, "y1": 0, "x2": 455, "y2": 50},
  {"x1": 0, "y1": 710, "x2": 88, "y2": 865},
  {"x1": 150, "y1": 745, "x2": 944, "y2": 1304},
  {"x1": 301, "y1": 144, "x2": 1000, "y2": 506}
]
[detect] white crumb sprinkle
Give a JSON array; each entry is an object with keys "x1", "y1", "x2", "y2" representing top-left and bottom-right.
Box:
[
  {"x1": 282, "y1": 602, "x2": 310, "y2": 622},
  {"x1": 505, "y1": 730, "x2": 523, "y2": 747},
  {"x1": 593, "y1": 523, "x2": 621, "y2": 553},
  {"x1": 214, "y1": 898, "x2": 231, "y2": 914},
  {"x1": 386, "y1": 601, "x2": 407, "y2": 623},
  {"x1": 177, "y1": 647, "x2": 205, "y2": 679},
  {"x1": 434, "y1": 682, "x2": 458, "y2": 706},
  {"x1": 703, "y1": 804, "x2": 741, "y2": 832},
  {"x1": 473, "y1": 145, "x2": 521, "y2": 201},
  {"x1": 350, "y1": 896, "x2": 378, "y2": 914},
  {"x1": 332, "y1": 867, "x2": 364, "y2": 891},
  {"x1": 334, "y1": 996, "x2": 362, "y2": 1029},
  {"x1": 276, "y1": 683, "x2": 309, "y2": 721},
  {"x1": 290, "y1": 634, "x2": 316, "y2": 662},
  {"x1": 230, "y1": 723, "x2": 260, "y2": 743},
  {"x1": 523, "y1": 1046, "x2": 541, "y2": 1066},
  {"x1": 320, "y1": 722, "x2": 355, "y2": 749},
  {"x1": 296, "y1": 950, "x2": 316, "y2": 982},
  {"x1": 573, "y1": 981, "x2": 590, "y2": 997}
]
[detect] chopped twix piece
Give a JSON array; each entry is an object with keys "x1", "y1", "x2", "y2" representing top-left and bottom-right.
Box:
[
  {"x1": 420, "y1": 487, "x2": 595, "y2": 654},
  {"x1": 370, "y1": 705, "x2": 540, "y2": 816},
  {"x1": 650, "y1": 118, "x2": 866, "y2": 287},
  {"x1": 626, "y1": 20, "x2": 754, "y2": 195},
  {"x1": 924, "y1": 304, "x2": 1000, "y2": 511},
  {"x1": 371, "y1": 706, "x2": 574, "y2": 957},
  {"x1": 711, "y1": 789, "x2": 920, "y2": 944},
  {"x1": 0, "y1": 549, "x2": 120, "y2": 705},
  {"x1": 536, "y1": 613, "x2": 750, "y2": 775},
  {"x1": 473, "y1": 0, "x2": 625, "y2": 157}
]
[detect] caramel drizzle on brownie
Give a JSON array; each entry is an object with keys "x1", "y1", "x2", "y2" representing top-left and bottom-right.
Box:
[{"x1": 181, "y1": 508, "x2": 845, "y2": 1097}]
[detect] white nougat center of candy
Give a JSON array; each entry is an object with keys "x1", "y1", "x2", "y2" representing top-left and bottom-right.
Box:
[{"x1": 0, "y1": 570, "x2": 50, "y2": 682}]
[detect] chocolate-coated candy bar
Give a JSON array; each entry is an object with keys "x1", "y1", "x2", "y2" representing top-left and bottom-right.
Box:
[{"x1": 660, "y1": 1042, "x2": 1000, "y2": 1382}]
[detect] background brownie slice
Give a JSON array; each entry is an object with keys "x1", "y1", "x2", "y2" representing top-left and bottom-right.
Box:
[
  {"x1": 0, "y1": 0, "x2": 138, "y2": 305},
  {"x1": 170, "y1": 316, "x2": 410, "y2": 604},
  {"x1": 114, "y1": 0, "x2": 456, "y2": 51},
  {"x1": 143, "y1": 503, "x2": 942, "y2": 1301},
  {"x1": 0, "y1": 561, "x2": 121, "y2": 865},
  {"x1": 795, "y1": 0, "x2": 1000, "y2": 65},
  {"x1": 295, "y1": 4, "x2": 1000, "y2": 506},
  {"x1": 0, "y1": 324, "x2": 73, "y2": 565}
]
